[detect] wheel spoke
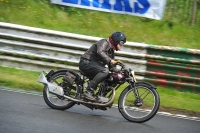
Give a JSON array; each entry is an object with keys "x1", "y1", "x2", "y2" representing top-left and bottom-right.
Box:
[
  {"x1": 54, "y1": 80, "x2": 60, "y2": 85},
  {"x1": 140, "y1": 90, "x2": 151, "y2": 100}
]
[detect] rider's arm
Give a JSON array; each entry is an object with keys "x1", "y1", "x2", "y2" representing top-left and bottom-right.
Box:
[{"x1": 96, "y1": 39, "x2": 112, "y2": 65}]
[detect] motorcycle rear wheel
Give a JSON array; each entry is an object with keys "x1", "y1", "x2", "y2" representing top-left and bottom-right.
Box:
[
  {"x1": 118, "y1": 82, "x2": 160, "y2": 123},
  {"x1": 43, "y1": 71, "x2": 76, "y2": 110}
]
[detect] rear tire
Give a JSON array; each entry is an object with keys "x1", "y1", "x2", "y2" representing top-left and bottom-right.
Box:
[
  {"x1": 118, "y1": 82, "x2": 160, "y2": 123},
  {"x1": 43, "y1": 71, "x2": 77, "y2": 110}
]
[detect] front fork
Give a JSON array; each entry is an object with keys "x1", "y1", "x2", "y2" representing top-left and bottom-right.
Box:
[
  {"x1": 130, "y1": 81, "x2": 140, "y2": 99},
  {"x1": 129, "y1": 81, "x2": 143, "y2": 107}
]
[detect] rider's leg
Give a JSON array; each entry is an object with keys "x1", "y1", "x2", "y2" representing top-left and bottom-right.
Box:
[
  {"x1": 79, "y1": 59, "x2": 109, "y2": 100},
  {"x1": 84, "y1": 69, "x2": 109, "y2": 100}
]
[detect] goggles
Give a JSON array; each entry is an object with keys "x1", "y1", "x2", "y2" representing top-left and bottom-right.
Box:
[{"x1": 119, "y1": 41, "x2": 125, "y2": 46}]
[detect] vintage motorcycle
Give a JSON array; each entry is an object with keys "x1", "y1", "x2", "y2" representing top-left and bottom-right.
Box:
[{"x1": 38, "y1": 62, "x2": 160, "y2": 123}]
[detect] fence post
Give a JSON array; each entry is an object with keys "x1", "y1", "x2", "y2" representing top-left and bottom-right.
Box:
[{"x1": 191, "y1": 0, "x2": 197, "y2": 25}]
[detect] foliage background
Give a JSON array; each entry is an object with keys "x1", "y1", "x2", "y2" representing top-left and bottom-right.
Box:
[{"x1": 0, "y1": 0, "x2": 199, "y2": 49}]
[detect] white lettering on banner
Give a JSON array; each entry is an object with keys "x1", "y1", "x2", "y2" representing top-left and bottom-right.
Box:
[{"x1": 50, "y1": 0, "x2": 166, "y2": 20}]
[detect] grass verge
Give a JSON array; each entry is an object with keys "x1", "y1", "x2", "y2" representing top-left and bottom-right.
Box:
[
  {"x1": 0, "y1": 65, "x2": 199, "y2": 117},
  {"x1": 0, "y1": 0, "x2": 200, "y2": 49}
]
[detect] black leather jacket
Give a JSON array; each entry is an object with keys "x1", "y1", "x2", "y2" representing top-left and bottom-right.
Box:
[{"x1": 81, "y1": 39, "x2": 114, "y2": 66}]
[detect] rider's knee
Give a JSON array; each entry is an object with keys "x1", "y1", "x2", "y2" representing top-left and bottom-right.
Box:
[{"x1": 102, "y1": 68, "x2": 109, "y2": 75}]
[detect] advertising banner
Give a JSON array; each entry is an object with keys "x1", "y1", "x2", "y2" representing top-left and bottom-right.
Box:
[{"x1": 50, "y1": 0, "x2": 166, "y2": 20}]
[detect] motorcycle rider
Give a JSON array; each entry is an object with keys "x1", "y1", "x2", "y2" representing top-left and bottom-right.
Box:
[{"x1": 79, "y1": 31, "x2": 126, "y2": 100}]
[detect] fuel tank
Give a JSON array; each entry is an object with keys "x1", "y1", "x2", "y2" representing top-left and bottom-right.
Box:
[{"x1": 109, "y1": 72, "x2": 125, "y2": 82}]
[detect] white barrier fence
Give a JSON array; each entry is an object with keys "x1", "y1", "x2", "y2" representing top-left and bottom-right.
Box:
[{"x1": 0, "y1": 22, "x2": 148, "y2": 80}]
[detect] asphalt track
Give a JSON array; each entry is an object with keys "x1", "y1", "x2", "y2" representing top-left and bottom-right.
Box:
[{"x1": 0, "y1": 88, "x2": 199, "y2": 133}]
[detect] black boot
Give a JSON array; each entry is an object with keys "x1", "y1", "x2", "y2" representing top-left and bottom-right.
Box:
[
  {"x1": 83, "y1": 81, "x2": 97, "y2": 101},
  {"x1": 83, "y1": 90, "x2": 95, "y2": 101}
]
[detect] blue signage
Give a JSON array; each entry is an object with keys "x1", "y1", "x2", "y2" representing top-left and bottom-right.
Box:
[
  {"x1": 62, "y1": 0, "x2": 150, "y2": 14},
  {"x1": 51, "y1": 0, "x2": 166, "y2": 20}
]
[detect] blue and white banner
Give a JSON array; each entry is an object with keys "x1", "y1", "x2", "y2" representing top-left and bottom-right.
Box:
[{"x1": 50, "y1": 0, "x2": 166, "y2": 20}]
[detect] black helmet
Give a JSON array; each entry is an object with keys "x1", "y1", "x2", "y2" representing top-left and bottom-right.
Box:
[{"x1": 110, "y1": 31, "x2": 126, "y2": 46}]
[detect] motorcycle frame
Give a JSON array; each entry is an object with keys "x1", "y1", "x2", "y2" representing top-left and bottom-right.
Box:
[{"x1": 39, "y1": 66, "x2": 156, "y2": 108}]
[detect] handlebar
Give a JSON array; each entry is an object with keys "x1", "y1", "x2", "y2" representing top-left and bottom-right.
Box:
[{"x1": 116, "y1": 62, "x2": 126, "y2": 70}]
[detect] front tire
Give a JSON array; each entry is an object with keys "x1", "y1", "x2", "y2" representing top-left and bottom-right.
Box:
[
  {"x1": 43, "y1": 71, "x2": 77, "y2": 110},
  {"x1": 118, "y1": 82, "x2": 160, "y2": 123}
]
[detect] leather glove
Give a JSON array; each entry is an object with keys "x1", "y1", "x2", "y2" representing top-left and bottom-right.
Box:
[{"x1": 111, "y1": 60, "x2": 123, "y2": 65}]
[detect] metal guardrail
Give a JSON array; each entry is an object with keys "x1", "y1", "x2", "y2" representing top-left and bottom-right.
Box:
[{"x1": 0, "y1": 22, "x2": 200, "y2": 92}]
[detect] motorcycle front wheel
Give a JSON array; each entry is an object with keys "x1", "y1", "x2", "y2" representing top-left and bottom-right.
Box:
[
  {"x1": 118, "y1": 82, "x2": 160, "y2": 123},
  {"x1": 43, "y1": 71, "x2": 76, "y2": 110}
]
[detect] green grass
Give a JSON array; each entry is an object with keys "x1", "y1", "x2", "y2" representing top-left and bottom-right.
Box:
[
  {"x1": 0, "y1": 66, "x2": 43, "y2": 92},
  {"x1": 0, "y1": 65, "x2": 199, "y2": 116},
  {"x1": 0, "y1": 0, "x2": 200, "y2": 49},
  {"x1": 158, "y1": 87, "x2": 200, "y2": 114}
]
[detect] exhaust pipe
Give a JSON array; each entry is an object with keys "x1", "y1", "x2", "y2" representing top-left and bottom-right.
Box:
[
  {"x1": 63, "y1": 88, "x2": 116, "y2": 107},
  {"x1": 37, "y1": 72, "x2": 64, "y2": 96}
]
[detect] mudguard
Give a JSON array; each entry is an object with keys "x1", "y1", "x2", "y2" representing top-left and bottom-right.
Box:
[
  {"x1": 45, "y1": 70, "x2": 55, "y2": 81},
  {"x1": 46, "y1": 69, "x2": 81, "y2": 81},
  {"x1": 136, "y1": 81, "x2": 156, "y2": 89}
]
